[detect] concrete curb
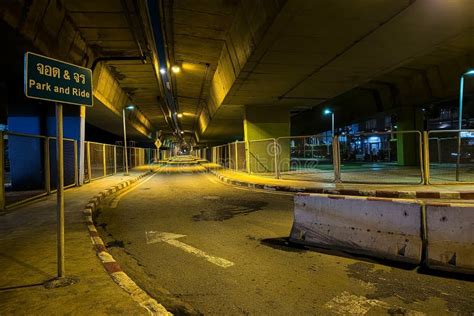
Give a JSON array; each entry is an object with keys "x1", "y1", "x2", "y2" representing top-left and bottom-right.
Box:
[
  {"x1": 208, "y1": 169, "x2": 474, "y2": 200},
  {"x1": 82, "y1": 171, "x2": 171, "y2": 316}
]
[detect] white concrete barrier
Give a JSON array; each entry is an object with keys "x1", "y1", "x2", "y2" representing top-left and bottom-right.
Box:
[
  {"x1": 290, "y1": 194, "x2": 423, "y2": 264},
  {"x1": 426, "y1": 203, "x2": 474, "y2": 274}
]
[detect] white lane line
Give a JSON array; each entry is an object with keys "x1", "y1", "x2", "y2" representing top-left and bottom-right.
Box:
[
  {"x1": 109, "y1": 173, "x2": 157, "y2": 208},
  {"x1": 146, "y1": 231, "x2": 234, "y2": 268}
]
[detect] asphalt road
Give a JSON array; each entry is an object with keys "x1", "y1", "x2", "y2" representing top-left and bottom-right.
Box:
[{"x1": 96, "y1": 165, "x2": 474, "y2": 315}]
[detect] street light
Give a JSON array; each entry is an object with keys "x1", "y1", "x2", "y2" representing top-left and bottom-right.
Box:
[
  {"x1": 456, "y1": 69, "x2": 474, "y2": 181},
  {"x1": 123, "y1": 104, "x2": 135, "y2": 176},
  {"x1": 323, "y1": 108, "x2": 335, "y2": 137}
]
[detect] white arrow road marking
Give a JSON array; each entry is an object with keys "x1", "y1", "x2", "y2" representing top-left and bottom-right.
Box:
[
  {"x1": 109, "y1": 173, "x2": 157, "y2": 208},
  {"x1": 145, "y1": 231, "x2": 234, "y2": 268}
]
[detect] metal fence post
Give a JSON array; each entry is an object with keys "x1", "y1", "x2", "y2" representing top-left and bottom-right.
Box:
[
  {"x1": 456, "y1": 130, "x2": 461, "y2": 182},
  {"x1": 332, "y1": 136, "x2": 341, "y2": 182},
  {"x1": 228, "y1": 143, "x2": 231, "y2": 169},
  {"x1": 86, "y1": 142, "x2": 91, "y2": 182},
  {"x1": 102, "y1": 144, "x2": 106, "y2": 176},
  {"x1": 274, "y1": 139, "x2": 280, "y2": 179},
  {"x1": 135, "y1": 148, "x2": 138, "y2": 167},
  {"x1": 74, "y1": 140, "x2": 78, "y2": 186},
  {"x1": 235, "y1": 141, "x2": 238, "y2": 171},
  {"x1": 246, "y1": 141, "x2": 251, "y2": 174},
  {"x1": 0, "y1": 132, "x2": 5, "y2": 210},
  {"x1": 44, "y1": 137, "x2": 51, "y2": 194},
  {"x1": 436, "y1": 138, "x2": 441, "y2": 163},
  {"x1": 422, "y1": 131, "x2": 430, "y2": 185},
  {"x1": 113, "y1": 145, "x2": 117, "y2": 174},
  {"x1": 132, "y1": 148, "x2": 135, "y2": 167}
]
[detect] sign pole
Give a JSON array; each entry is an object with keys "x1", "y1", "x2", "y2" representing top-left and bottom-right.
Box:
[
  {"x1": 56, "y1": 103, "x2": 65, "y2": 278},
  {"x1": 24, "y1": 52, "x2": 92, "y2": 287}
]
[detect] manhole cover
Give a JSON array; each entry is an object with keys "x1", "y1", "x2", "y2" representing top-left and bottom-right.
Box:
[{"x1": 203, "y1": 195, "x2": 220, "y2": 200}]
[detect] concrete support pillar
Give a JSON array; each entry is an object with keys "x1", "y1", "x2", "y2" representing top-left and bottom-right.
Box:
[
  {"x1": 396, "y1": 107, "x2": 423, "y2": 166},
  {"x1": 243, "y1": 106, "x2": 290, "y2": 174}
]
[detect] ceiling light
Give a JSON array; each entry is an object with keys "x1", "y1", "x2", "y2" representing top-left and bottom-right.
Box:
[
  {"x1": 177, "y1": 113, "x2": 183, "y2": 118},
  {"x1": 171, "y1": 65, "x2": 181, "y2": 73}
]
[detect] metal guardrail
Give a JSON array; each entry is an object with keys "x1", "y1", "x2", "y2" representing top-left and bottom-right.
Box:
[
  {"x1": 247, "y1": 138, "x2": 277, "y2": 175},
  {"x1": 200, "y1": 129, "x2": 470, "y2": 185},
  {"x1": 426, "y1": 129, "x2": 474, "y2": 184},
  {"x1": 1, "y1": 131, "x2": 78, "y2": 208},
  {"x1": 276, "y1": 135, "x2": 334, "y2": 182},
  {"x1": 338, "y1": 130, "x2": 424, "y2": 184},
  {"x1": 1, "y1": 131, "x2": 156, "y2": 209}
]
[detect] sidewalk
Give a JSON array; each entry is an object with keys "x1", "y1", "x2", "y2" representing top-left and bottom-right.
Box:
[
  {"x1": 0, "y1": 171, "x2": 151, "y2": 315},
  {"x1": 205, "y1": 164, "x2": 474, "y2": 200}
]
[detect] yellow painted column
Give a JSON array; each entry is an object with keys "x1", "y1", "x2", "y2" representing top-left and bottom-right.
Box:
[
  {"x1": 396, "y1": 108, "x2": 423, "y2": 166},
  {"x1": 243, "y1": 106, "x2": 290, "y2": 174}
]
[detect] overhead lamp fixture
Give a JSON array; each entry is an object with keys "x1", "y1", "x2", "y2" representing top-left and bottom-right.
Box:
[
  {"x1": 180, "y1": 131, "x2": 184, "y2": 134},
  {"x1": 177, "y1": 113, "x2": 183, "y2": 118},
  {"x1": 323, "y1": 108, "x2": 332, "y2": 115},
  {"x1": 464, "y1": 69, "x2": 474, "y2": 76},
  {"x1": 125, "y1": 105, "x2": 135, "y2": 110},
  {"x1": 171, "y1": 65, "x2": 181, "y2": 73},
  {"x1": 159, "y1": 68, "x2": 166, "y2": 75}
]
